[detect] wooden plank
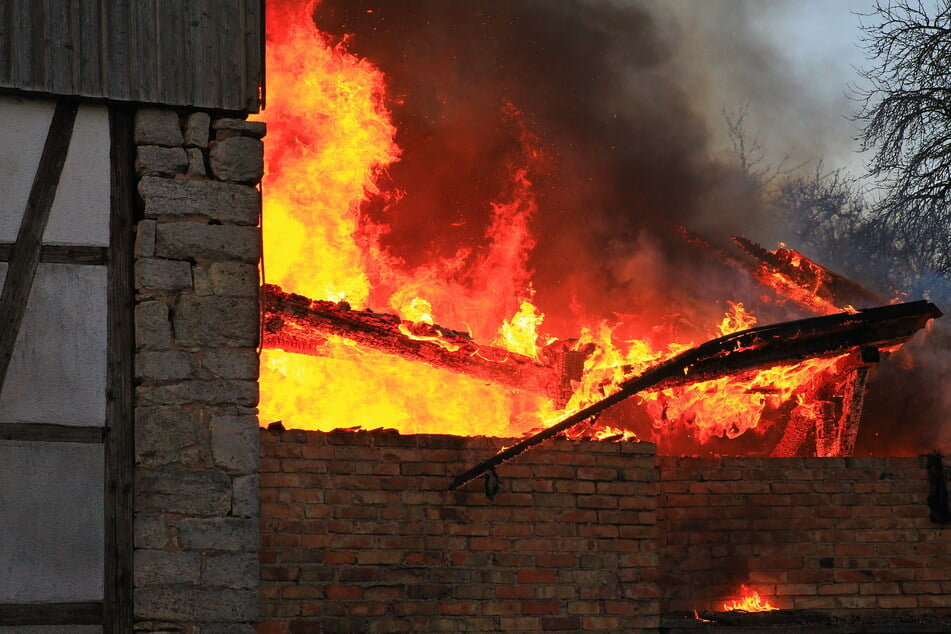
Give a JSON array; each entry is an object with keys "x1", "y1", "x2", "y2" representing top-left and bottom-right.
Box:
[
  {"x1": 248, "y1": 0, "x2": 265, "y2": 110},
  {"x1": 0, "y1": 601, "x2": 102, "y2": 625},
  {"x1": 0, "y1": 100, "x2": 78, "y2": 394},
  {"x1": 102, "y1": 105, "x2": 134, "y2": 634},
  {"x1": 104, "y1": 0, "x2": 131, "y2": 100},
  {"x1": 156, "y1": 0, "x2": 186, "y2": 106},
  {"x1": 47, "y1": 0, "x2": 73, "y2": 95},
  {"x1": 0, "y1": 423, "x2": 104, "y2": 443},
  {"x1": 0, "y1": 244, "x2": 108, "y2": 265},
  {"x1": 77, "y1": 0, "x2": 101, "y2": 97},
  {"x1": 0, "y1": 0, "x2": 13, "y2": 86}
]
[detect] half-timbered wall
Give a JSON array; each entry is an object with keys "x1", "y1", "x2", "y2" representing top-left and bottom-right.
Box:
[{"x1": 0, "y1": 93, "x2": 122, "y2": 632}]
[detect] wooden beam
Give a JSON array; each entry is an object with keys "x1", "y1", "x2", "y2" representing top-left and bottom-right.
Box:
[
  {"x1": 0, "y1": 100, "x2": 78, "y2": 394},
  {"x1": 103, "y1": 106, "x2": 134, "y2": 634},
  {"x1": 0, "y1": 601, "x2": 102, "y2": 625},
  {"x1": 0, "y1": 423, "x2": 104, "y2": 443},
  {"x1": 0, "y1": 243, "x2": 108, "y2": 265},
  {"x1": 263, "y1": 284, "x2": 563, "y2": 396}
]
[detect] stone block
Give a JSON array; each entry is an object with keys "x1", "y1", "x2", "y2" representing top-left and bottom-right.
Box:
[
  {"x1": 173, "y1": 296, "x2": 259, "y2": 347},
  {"x1": 201, "y1": 349, "x2": 259, "y2": 379},
  {"x1": 184, "y1": 112, "x2": 211, "y2": 147},
  {"x1": 136, "y1": 467, "x2": 232, "y2": 515},
  {"x1": 135, "y1": 587, "x2": 257, "y2": 622},
  {"x1": 135, "y1": 301, "x2": 172, "y2": 350},
  {"x1": 202, "y1": 552, "x2": 258, "y2": 588},
  {"x1": 187, "y1": 147, "x2": 207, "y2": 176},
  {"x1": 177, "y1": 517, "x2": 257, "y2": 552},
  {"x1": 135, "y1": 108, "x2": 183, "y2": 146},
  {"x1": 209, "y1": 137, "x2": 264, "y2": 183},
  {"x1": 136, "y1": 146, "x2": 188, "y2": 176},
  {"x1": 213, "y1": 117, "x2": 266, "y2": 139},
  {"x1": 135, "y1": 258, "x2": 192, "y2": 291},
  {"x1": 209, "y1": 261, "x2": 258, "y2": 297},
  {"x1": 136, "y1": 405, "x2": 198, "y2": 465},
  {"x1": 134, "y1": 549, "x2": 202, "y2": 585},
  {"x1": 136, "y1": 351, "x2": 194, "y2": 381},
  {"x1": 155, "y1": 222, "x2": 260, "y2": 263},
  {"x1": 139, "y1": 176, "x2": 259, "y2": 225},
  {"x1": 192, "y1": 265, "x2": 213, "y2": 296},
  {"x1": 210, "y1": 414, "x2": 259, "y2": 473},
  {"x1": 136, "y1": 380, "x2": 258, "y2": 407},
  {"x1": 134, "y1": 513, "x2": 171, "y2": 550},
  {"x1": 232, "y1": 474, "x2": 259, "y2": 518},
  {"x1": 136, "y1": 220, "x2": 157, "y2": 258}
]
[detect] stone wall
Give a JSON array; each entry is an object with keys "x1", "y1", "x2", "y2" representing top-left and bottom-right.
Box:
[
  {"x1": 258, "y1": 429, "x2": 660, "y2": 633},
  {"x1": 132, "y1": 107, "x2": 263, "y2": 633},
  {"x1": 658, "y1": 455, "x2": 951, "y2": 616}
]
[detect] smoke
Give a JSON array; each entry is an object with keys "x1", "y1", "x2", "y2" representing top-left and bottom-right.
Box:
[
  {"x1": 310, "y1": 0, "x2": 863, "y2": 337},
  {"x1": 308, "y1": 0, "x2": 947, "y2": 447}
]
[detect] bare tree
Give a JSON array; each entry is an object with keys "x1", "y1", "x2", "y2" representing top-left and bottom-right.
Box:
[{"x1": 858, "y1": 0, "x2": 951, "y2": 277}]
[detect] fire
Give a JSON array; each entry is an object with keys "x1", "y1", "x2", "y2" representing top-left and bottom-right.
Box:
[
  {"x1": 255, "y1": 0, "x2": 874, "y2": 449},
  {"x1": 721, "y1": 586, "x2": 778, "y2": 612}
]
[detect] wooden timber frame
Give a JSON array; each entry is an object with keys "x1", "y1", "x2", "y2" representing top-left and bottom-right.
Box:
[{"x1": 0, "y1": 103, "x2": 135, "y2": 631}]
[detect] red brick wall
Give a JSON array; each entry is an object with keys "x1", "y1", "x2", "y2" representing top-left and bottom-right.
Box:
[
  {"x1": 658, "y1": 456, "x2": 951, "y2": 615},
  {"x1": 258, "y1": 429, "x2": 660, "y2": 633}
]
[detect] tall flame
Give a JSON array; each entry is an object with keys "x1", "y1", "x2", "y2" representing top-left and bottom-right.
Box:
[{"x1": 256, "y1": 0, "x2": 864, "y2": 448}]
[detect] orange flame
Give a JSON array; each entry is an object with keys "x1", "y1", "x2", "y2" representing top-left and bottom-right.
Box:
[
  {"x1": 255, "y1": 0, "x2": 867, "y2": 448},
  {"x1": 721, "y1": 586, "x2": 778, "y2": 612}
]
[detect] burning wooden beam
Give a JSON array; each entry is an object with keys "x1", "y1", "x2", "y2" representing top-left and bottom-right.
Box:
[
  {"x1": 262, "y1": 284, "x2": 564, "y2": 396},
  {"x1": 732, "y1": 235, "x2": 884, "y2": 312},
  {"x1": 449, "y1": 300, "x2": 941, "y2": 490}
]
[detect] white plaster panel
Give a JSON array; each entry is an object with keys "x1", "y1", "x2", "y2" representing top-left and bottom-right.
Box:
[
  {"x1": 0, "y1": 441, "x2": 104, "y2": 602},
  {"x1": 45, "y1": 104, "x2": 111, "y2": 247},
  {"x1": 0, "y1": 264, "x2": 107, "y2": 426},
  {"x1": 0, "y1": 96, "x2": 55, "y2": 243}
]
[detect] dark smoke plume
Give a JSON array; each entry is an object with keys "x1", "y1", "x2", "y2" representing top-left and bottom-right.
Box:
[{"x1": 312, "y1": 0, "x2": 802, "y2": 337}]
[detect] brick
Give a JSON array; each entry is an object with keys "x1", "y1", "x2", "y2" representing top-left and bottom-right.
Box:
[{"x1": 135, "y1": 350, "x2": 193, "y2": 381}]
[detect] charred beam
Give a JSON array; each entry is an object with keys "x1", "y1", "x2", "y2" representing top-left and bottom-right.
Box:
[
  {"x1": 449, "y1": 300, "x2": 941, "y2": 490},
  {"x1": 262, "y1": 284, "x2": 562, "y2": 396},
  {"x1": 732, "y1": 235, "x2": 884, "y2": 310}
]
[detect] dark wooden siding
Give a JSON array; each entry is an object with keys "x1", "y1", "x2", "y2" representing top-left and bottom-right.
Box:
[{"x1": 0, "y1": 0, "x2": 263, "y2": 112}]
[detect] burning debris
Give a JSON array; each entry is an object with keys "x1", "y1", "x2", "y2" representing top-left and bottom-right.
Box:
[
  {"x1": 256, "y1": 0, "x2": 946, "y2": 455},
  {"x1": 448, "y1": 301, "x2": 940, "y2": 490}
]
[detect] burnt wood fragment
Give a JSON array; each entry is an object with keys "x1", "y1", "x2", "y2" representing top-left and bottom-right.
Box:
[
  {"x1": 262, "y1": 283, "x2": 562, "y2": 396},
  {"x1": 732, "y1": 235, "x2": 883, "y2": 310},
  {"x1": 449, "y1": 301, "x2": 941, "y2": 490}
]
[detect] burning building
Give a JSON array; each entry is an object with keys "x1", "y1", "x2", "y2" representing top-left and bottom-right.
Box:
[{"x1": 0, "y1": 1, "x2": 948, "y2": 633}]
